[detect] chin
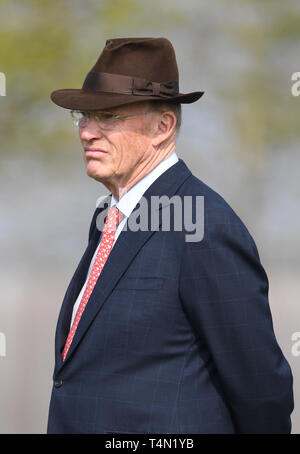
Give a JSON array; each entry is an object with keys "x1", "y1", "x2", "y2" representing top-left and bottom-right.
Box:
[{"x1": 86, "y1": 162, "x2": 110, "y2": 182}]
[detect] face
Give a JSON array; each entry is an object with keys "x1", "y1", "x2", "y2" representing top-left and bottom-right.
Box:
[{"x1": 78, "y1": 102, "x2": 157, "y2": 194}]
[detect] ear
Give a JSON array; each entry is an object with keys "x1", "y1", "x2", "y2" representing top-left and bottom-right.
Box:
[{"x1": 152, "y1": 111, "x2": 176, "y2": 146}]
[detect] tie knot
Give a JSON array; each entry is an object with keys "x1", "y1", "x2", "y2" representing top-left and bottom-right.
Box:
[{"x1": 104, "y1": 206, "x2": 120, "y2": 232}]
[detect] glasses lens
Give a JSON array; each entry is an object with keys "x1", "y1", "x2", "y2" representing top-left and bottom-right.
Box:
[
  {"x1": 70, "y1": 110, "x2": 117, "y2": 129},
  {"x1": 70, "y1": 110, "x2": 85, "y2": 126},
  {"x1": 95, "y1": 112, "x2": 118, "y2": 129}
]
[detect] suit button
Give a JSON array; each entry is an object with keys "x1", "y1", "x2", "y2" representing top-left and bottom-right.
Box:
[{"x1": 54, "y1": 379, "x2": 63, "y2": 388}]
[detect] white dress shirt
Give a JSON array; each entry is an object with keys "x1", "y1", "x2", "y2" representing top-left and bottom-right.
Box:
[{"x1": 70, "y1": 151, "x2": 179, "y2": 327}]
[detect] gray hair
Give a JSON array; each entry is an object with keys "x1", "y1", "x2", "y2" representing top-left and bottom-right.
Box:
[
  {"x1": 153, "y1": 102, "x2": 182, "y2": 134},
  {"x1": 147, "y1": 101, "x2": 182, "y2": 134}
]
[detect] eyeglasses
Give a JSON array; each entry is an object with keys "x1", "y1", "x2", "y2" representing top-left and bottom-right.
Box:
[{"x1": 70, "y1": 109, "x2": 157, "y2": 129}]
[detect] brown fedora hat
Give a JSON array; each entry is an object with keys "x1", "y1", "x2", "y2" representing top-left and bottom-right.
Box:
[{"x1": 50, "y1": 37, "x2": 204, "y2": 110}]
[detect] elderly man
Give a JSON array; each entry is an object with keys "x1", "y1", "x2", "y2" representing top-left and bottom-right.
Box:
[{"x1": 47, "y1": 37, "x2": 293, "y2": 434}]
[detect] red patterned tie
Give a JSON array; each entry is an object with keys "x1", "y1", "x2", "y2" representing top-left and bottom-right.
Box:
[{"x1": 62, "y1": 206, "x2": 120, "y2": 362}]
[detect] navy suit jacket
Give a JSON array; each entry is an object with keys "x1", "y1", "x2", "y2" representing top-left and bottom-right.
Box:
[{"x1": 47, "y1": 158, "x2": 294, "y2": 434}]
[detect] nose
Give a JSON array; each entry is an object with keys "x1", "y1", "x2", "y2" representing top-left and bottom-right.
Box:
[{"x1": 79, "y1": 117, "x2": 104, "y2": 142}]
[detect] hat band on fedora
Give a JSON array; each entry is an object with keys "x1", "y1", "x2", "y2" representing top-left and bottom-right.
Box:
[{"x1": 82, "y1": 71, "x2": 179, "y2": 98}]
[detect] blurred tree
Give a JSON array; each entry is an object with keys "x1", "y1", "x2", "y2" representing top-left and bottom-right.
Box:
[
  {"x1": 0, "y1": 0, "x2": 186, "y2": 155},
  {"x1": 0, "y1": 0, "x2": 299, "y2": 163},
  {"x1": 218, "y1": 0, "x2": 300, "y2": 166}
]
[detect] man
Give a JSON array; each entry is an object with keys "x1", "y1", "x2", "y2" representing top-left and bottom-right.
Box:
[{"x1": 47, "y1": 37, "x2": 294, "y2": 434}]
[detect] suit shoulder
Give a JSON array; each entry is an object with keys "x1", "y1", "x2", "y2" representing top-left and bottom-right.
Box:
[
  {"x1": 178, "y1": 173, "x2": 259, "y2": 252},
  {"x1": 179, "y1": 173, "x2": 239, "y2": 219}
]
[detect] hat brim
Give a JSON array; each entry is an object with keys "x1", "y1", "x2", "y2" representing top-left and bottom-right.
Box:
[{"x1": 50, "y1": 89, "x2": 204, "y2": 110}]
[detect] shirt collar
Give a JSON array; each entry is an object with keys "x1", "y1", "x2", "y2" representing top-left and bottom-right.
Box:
[{"x1": 110, "y1": 151, "x2": 178, "y2": 218}]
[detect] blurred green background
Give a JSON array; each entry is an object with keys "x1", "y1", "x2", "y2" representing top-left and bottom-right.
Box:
[{"x1": 0, "y1": 0, "x2": 299, "y2": 433}]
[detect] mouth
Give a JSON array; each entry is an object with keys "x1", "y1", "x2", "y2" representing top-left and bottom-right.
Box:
[{"x1": 84, "y1": 149, "x2": 108, "y2": 158}]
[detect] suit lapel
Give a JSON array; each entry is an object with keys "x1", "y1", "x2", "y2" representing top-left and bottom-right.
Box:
[
  {"x1": 55, "y1": 159, "x2": 191, "y2": 374},
  {"x1": 53, "y1": 195, "x2": 111, "y2": 374}
]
